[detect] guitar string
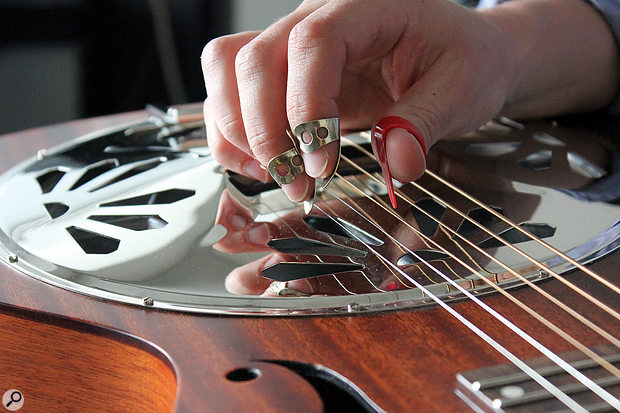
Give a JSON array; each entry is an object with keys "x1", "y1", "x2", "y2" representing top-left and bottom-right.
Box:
[
  {"x1": 319, "y1": 190, "x2": 620, "y2": 406},
  {"x1": 341, "y1": 175, "x2": 489, "y2": 288},
  {"x1": 346, "y1": 175, "x2": 470, "y2": 285},
  {"x1": 410, "y1": 173, "x2": 620, "y2": 316},
  {"x1": 264, "y1": 202, "x2": 358, "y2": 295},
  {"x1": 263, "y1": 203, "x2": 380, "y2": 295},
  {"x1": 337, "y1": 152, "x2": 620, "y2": 350},
  {"x1": 355, "y1": 130, "x2": 620, "y2": 296},
  {"x1": 426, "y1": 168, "x2": 620, "y2": 295},
  {"x1": 324, "y1": 177, "x2": 620, "y2": 381},
  {"x1": 357, "y1": 130, "x2": 620, "y2": 297},
  {"x1": 208, "y1": 126, "x2": 618, "y2": 407},
  {"x1": 314, "y1": 194, "x2": 620, "y2": 410},
  {"x1": 345, "y1": 137, "x2": 620, "y2": 321},
  {"x1": 436, "y1": 225, "x2": 500, "y2": 278},
  {"x1": 327, "y1": 193, "x2": 418, "y2": 289},
  {"x1": 320, "y1": 191, "x2": 488, "y2": 292},
  {"x1": 329, "y1": 181, "x2": 437, "y2": 287},
  {"x1": 324, "y1": 142, "x2": 620, "y2": 403},
  {"x1": 312, "y1": 202, "x2": 594, "y2": 413}
]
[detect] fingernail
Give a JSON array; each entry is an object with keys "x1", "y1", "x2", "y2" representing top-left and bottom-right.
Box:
[
  {"x1": 246, "y1": 224, "x2": 269, "y2": 245},
  {"x1": 229, "y1": 214, "x2": 247, "y2": 230},
  {"x1": 282, "y1": 176, "x2": 310, "y2": 203},
  {"x1": 303, "y1": 149, "x2": 328, "y2": 178},
  {"x1": 243, "y1": 159, "x2": 269, "y2": 182}
]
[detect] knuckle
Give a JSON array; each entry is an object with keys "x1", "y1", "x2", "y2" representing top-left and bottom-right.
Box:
[
  {"x1": 207, "y1": 136, "x2": 244, "y2": 173},
  {"x1": 201, "y1": 37, "x2": 229, "y2": 70},
  {"x1": 235, "y1": 38, "x2": 270, "y2": 80},
  {"x1": 247, "y1": 131, "x2": 275, "y2": 161},
  {"x1": 217, "y1": 112, "x2": 245, "y2": 142},
  {"x1": 289, "y1": 16, "x2": 335, "y2": 51},
  {"x1": 286, "y1": 92, "x2": 308, "y2": 121},
  {"x1": 286, "y1": 92, "x2": 331, "y2": 126}
]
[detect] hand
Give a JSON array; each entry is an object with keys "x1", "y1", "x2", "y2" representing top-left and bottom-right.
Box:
[
  {"x1": 202, "y1": 0, "x2": 618, "y2": 203},
  {"x1": 212, "y1": 189, "x2": 274, "y2": 254}
]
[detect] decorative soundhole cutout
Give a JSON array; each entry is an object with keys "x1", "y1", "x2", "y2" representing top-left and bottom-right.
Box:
[
  {"x1": 454, "y1": 206, "x2": 503, "y2": 238},
  {"x1": 44, "y1": 202, "x2": 69, "y2": 219},
  {"x1": 410, "y1": 198, "x2": 446, "y2": 237},
  {"x1": 518, "y1": 149, "x2": 552, "y2": 171},
  {"x1": 0, "y1": 114, "x2": 617, "y2": 315},
  {"x1": 88, "y1": 215, "x2": 168, "y2": 231},
  {"x1": 31, "y1": 149, "x2": 195, "y2": 255},
  {"x1": 66, "y1": 226, "x2": 120, "y2": 254},
  {"x1": 37, "y1": 169, "x2": 66, "y2": 193},
  {"x1": 69, "y1": 160, "x2": 118, "y2": 190}
]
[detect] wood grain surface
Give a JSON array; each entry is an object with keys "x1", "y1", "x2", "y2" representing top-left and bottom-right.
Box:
[{"x1": 0, "y1": 113, "x2": 617, "y2": 412}]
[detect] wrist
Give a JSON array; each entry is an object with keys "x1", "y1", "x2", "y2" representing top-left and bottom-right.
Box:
[{"x1": 477, "y1": 0, "x2": 620, "y2": 118}]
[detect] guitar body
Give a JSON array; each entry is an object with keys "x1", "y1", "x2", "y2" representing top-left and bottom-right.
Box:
[{"x1": 0, "y1": 112, "x2": 618, "y2": 412}]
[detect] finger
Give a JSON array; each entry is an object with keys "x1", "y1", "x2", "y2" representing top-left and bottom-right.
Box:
[
  {"x1": 212, "y1": 220, "x2": 272, "y2": 254},
  {"x1": 285, "y1": 1, "x2": 410, "y2": 179},
  {"x1": 225, "y1": 254, "x2": 281, "y2": 295},
  {"x1": 204, "y1": 99, "x2": 269, "y2": 182},
  {"x1": 202, "y1": 31, "x2": 263, "y2": 161},
  {"x1": 235, "y1": 13, "x2": 319, "y2": 202},
  {"x1": 212, "y1": 190, "x2": 274, "y2": 253},
  {"x1": 382, "y1": 49, "x2": 504, "y2": 183}
]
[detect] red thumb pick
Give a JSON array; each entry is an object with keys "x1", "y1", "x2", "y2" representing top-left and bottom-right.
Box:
[{"x1": 371, "y1": 116, "x2": 427, "y2": 209}]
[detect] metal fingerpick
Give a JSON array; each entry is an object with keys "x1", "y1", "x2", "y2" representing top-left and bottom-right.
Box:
[
  {"x1": 293, "y1": 118, "x2": 341, "y2": 191},
  {"x1": 293, "y1": 118, "x2": 340, "y2": 154},
  {"x1": 267, "y1": 147, "x2": 304, "y2": 186}
]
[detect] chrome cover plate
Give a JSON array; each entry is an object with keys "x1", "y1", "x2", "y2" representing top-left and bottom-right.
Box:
[{"x1": 0, "y1": 115, "x2": 618, "y2": 315}]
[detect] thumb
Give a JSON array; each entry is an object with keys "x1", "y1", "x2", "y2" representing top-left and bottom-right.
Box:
[
  {"x1": 371, "y1": 67, "x2": 465, "y2": 209},
  {"x1": 372, "y1": 97, "x2": 441, "y2": 203},
  {"x1": 373, "y1": 114, "x2": 430, "y2": 186},
  {"x1": 371, "y1": 114, "x2": 428, "y2": 209},
  {"x1": 377, "y1": 60, "x2": 490, "y2": 186}
]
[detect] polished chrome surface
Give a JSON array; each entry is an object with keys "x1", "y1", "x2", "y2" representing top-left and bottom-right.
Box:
[{"x1": 0, "y1": 114, "x2": 618, "y2": 315}]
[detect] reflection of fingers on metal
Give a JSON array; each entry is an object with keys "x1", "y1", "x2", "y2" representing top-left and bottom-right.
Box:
[
  {"x1": 268, "y1": 281, "x2": 310, "y2": 297},
  {"x1": 293, "y1": 118, "x2": 340, "y2": 154},
  {"x1": 267, "y1": 147, "x2": 304, "y2": 185},
  {"x1": 371, "y1": 116, "x2": 427, "y2": 209}
]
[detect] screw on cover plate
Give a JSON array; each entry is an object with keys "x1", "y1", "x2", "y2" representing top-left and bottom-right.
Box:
[
  {"x1": 142, "y1": 296, "x2": 154, "y2": 306},
  {"x1": 36, "y1": 149, "x2": 48, "y2": 160},
  {"x1": 7, "y1": 255, "x2": 18, "y2": 263},
  {"x1": 538, "y1": 269, "x2": 549, "y2": 278}
]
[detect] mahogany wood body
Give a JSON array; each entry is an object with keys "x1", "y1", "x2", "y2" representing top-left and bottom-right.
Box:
[{"x1": 0, "y1": 113, "x2": 617, "y2": 412}]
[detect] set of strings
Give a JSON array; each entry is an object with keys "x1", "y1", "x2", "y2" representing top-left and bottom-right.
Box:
[
  {"x1": 317, "y1": 188, "x2": 619, "y2": 411},
  {"x1": 343, "y1": 136, "x2": 620, "y2": 331},
  {"x1": 293, "y1": 135, "x2": 620, "y2": 411}
]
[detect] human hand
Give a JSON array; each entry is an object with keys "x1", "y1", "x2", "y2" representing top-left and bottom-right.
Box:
[
  {"x1": 202, "y1": 0, "x2": 618, "y2": 203},
  {"x1": 201, "y1": 0, "x2": 514, "y2": 200}
]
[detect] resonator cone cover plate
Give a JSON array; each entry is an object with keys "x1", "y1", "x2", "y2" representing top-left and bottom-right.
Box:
[{"x1": 0, "y1": 116, "x2": 618, "y2": 315}]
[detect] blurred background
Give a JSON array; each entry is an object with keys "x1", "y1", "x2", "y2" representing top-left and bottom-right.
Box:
[
  {"x1": 0, "y1": 0, "x2": 301, "y2": 134},
  {"x1": 0, "y1": 0, "x2": 478, "y2": 135}
]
